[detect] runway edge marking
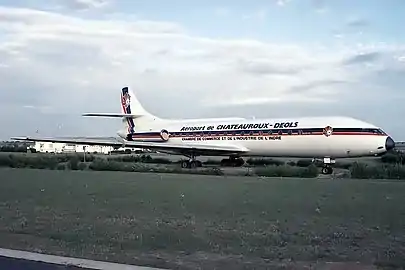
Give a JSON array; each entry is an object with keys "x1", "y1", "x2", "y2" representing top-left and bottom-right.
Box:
[{"x1": 0, "y1": 248, "x2": 168, "y2": 270}]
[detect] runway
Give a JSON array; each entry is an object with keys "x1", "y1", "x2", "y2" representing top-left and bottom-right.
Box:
[{"x1": 0, "y1": 248, "x2": 165, "y2": 270}]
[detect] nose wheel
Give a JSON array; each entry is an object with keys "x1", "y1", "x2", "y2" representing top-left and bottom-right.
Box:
[
  {"x1": 321, "y1": 165, "x2": 333, "y2": 175},
  {"x1": 313, "y1": 157, "x2": 335, "y2": 175}
]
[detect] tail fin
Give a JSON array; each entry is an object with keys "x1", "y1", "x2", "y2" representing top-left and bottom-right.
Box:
[
  {"x1": 120, "y1": 87, "x2": 151, "y2": 117},
  {"x1": 83, "y1": 86, "x2": 157, "y2": 119},
  {"x1": 83, "y1": 86, "x2": 161, "y2": 135},
  {"x1": 120, "y1": 87, "x2": 160, "y2": 134},
  {"x1": 121, "y1": 87, "x2": 136, "y2": 134}
]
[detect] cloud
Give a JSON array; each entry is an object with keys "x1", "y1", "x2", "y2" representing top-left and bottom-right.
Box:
[
  {"x1": 60, "y1": 0, "x2": 111, "y2": 10},
  {"x1": 276, "y1": 0, "x2": 291, "y2": 7},
  {"x1": 242, "y1": 9, "x2": 267, "y2": 21},
  {"x1": 214, "y1": 7, "x2": 230, "y2": 17},
  {"x1": 236, "y1": 59, "x2": 303, "y2": 75},
  {"x1": 312, "y1": 0, "x2": 328, "y2": 13},
  {"x1": 346, "y1": 17, "x2": 369, "y2": 28},
  {"x1": 206, "y1": 95, "x2": 334, "y2": 107},
  {"x1": 0, "y1": 5, "x2": 404, "y2": 138},
  {"x1": 343, "y1": 51, "x2": 381, "y2": 65},
  {"x1": 287, "y1": 80, "x2": 348, "y2": 94}
]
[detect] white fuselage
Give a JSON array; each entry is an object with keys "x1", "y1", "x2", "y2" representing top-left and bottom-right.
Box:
[{"x1": 117, "y1": 116, "x2": 392, "y2": 159}]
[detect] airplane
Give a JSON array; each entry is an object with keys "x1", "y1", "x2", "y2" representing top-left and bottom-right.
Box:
[{"x1": 12, "y1": 86, "x2": 395, "y2": 175}]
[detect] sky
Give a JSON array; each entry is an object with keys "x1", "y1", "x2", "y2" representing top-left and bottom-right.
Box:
[{"x1": 1, "y1": 0, "x2": 405, "y2": 140}]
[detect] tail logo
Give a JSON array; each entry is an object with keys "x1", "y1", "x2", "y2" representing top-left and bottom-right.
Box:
[
  {"x1": 121, "y1": 87, "x2": 135, "y2": 134},
  {"x1": 121, "y1": 92, "x2": 131, "y2": 113}
]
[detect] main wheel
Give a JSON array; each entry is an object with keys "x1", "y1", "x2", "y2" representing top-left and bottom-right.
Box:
[
  {"x1": 221, "y1": 157, "x2": 244, "y2": 167},
  {"x1": 235, "y1": 158, "x2": 245, "y2": 167},
  {"x1": 189, "y1": 160, "x2": 198, "y2": 169},
  {"x1": 220, "y1": 158, "x2": 230, "y2": 167},
  {"x1": 181, "y1": 160, "x2": 189, "y2": 168}
]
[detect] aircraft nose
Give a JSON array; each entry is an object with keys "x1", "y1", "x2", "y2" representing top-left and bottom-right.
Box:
[{"x1": 385, "y1": 136, "x2": 395, "y2": 151}]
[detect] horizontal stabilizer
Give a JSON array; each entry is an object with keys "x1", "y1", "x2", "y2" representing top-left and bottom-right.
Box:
[{"x1": 82, "y1": 113, "x2": 144, "y2": 118}]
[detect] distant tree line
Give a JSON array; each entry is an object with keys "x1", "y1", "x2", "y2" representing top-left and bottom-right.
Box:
[{"x1": 0, "y1": 142, "x2": 32, "y2": 153}]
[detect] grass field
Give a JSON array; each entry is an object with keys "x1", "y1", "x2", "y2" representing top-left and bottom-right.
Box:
[{"x1": 1, "y1": 168, "x2": 405, "y2": 269}]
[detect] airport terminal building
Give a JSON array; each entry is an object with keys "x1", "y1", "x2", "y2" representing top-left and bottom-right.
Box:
[
  {"x1": 33, "y1": 142, "x2": 113, "y2": 154},
  {"x1": 32, "y1": 142, "x2": 138, "y2": 154}
]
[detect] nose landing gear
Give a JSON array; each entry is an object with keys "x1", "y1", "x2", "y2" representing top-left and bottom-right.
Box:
[
  {"x1": 312, "y1": 157, "x2": 335, "y2": 175},
  {"x1": 318, "y1": 157, "x2": 335, "y2": 175}
]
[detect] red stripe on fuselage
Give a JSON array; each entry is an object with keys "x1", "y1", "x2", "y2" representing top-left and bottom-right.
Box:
[{"x1": 128, "y1": 131, "x2": 386, "y2": 139}]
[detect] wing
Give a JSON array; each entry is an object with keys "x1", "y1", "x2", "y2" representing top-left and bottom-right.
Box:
[{"x1": 11, "y1": 136, "x2": 249, "y2": 156}]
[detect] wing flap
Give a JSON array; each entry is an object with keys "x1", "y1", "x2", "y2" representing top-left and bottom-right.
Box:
[{"x1": 11, "y1": 136, "x2": 249, "y2": 155}]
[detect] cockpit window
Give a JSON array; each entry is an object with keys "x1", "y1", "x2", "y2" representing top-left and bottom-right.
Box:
[
  {"x1": 361, "y1": 128, "x2": 386, "y2": 135},
  {"x1": 368, "y1": 128, "x2": 386, "y2": 135},
  {"x1": 377, "y1": 129, "x2": 387, "y2": 135}
]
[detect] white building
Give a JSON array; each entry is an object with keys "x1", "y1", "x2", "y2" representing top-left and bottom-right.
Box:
[
  {"x1": 34, "y1": 142, "x2": 66, "y2": 153},
  {"x1": 34, "y1": 142, "x2": 139, "y2": 154},
  {"x1": 75, "y1": 145, "x2": 114, "y2": 154}
]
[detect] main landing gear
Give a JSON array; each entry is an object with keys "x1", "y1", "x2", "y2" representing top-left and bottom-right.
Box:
[
  {"x1": 180, "y1": 154, "x2": 245, "y2": 169},
  {"x1": 220, "y1": 156, "x2": 245, "y2": 167},
  {"x1": 180, "y1": 153, "x2": 203, "y2": 169},
  {"x1": 180, "y1": 159, "x2": 202, "y2": 169}
]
